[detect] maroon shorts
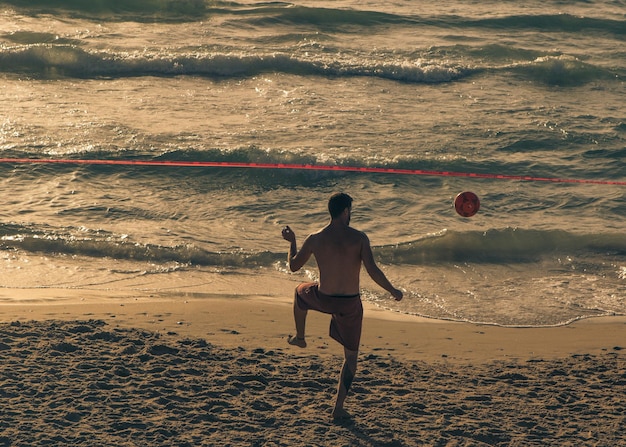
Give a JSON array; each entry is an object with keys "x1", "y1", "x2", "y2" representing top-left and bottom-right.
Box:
[{"x1": 295, "y1": 282, "x2": 363, "y2": 351}]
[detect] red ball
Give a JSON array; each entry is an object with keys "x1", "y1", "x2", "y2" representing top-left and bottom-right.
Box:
[{"x1": 454, "y1": 192, "x2": 480, "y2": 217}]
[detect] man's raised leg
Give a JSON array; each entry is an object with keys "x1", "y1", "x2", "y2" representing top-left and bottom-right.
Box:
[{"x1": 288, "y1": 292, "x2": 307, "y2": 348}]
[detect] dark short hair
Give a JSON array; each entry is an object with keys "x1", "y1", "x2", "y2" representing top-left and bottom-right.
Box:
[{"x1": 328, "y1": 192, "x2": 353, "y2": 218}]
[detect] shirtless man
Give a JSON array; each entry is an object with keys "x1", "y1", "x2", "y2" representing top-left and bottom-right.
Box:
[{"x1": 281, "y1": 192, "x2": 403, "y2": 420}]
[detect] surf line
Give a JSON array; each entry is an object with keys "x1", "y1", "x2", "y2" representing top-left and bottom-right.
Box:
[{"x1": 0, "y1": 158, "x2": 624, "y2": 186}]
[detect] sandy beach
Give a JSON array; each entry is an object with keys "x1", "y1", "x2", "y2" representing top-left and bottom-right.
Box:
[{"x1": 1, "y1": 290, "x2": 625, "y2": 446}]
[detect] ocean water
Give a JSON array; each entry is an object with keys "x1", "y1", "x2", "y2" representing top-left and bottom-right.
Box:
[{"x1": 0, "y1": 0, "x2": 624, "y2": 327}]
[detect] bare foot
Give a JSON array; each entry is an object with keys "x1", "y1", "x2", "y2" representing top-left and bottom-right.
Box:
[
  {"x1": 332, "y1": 408, "x2": 352, "y2": 420},
  {"x1": 287, "y1": 335, "x2": 307, "y2": 348}
]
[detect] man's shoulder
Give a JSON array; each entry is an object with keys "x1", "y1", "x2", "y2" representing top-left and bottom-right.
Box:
[
  {"x1": 307, "y1": 227, "x2": 326, "y2": 239},
  {"x1": 314, "y1": 224, "x2": 368, "y2": 244},
  {"x1": 303, "y1": 228, "x2": 326, "y2": 245},
  {"x1": 347, "y1": 226, "x2": 368, "y2": 239}
]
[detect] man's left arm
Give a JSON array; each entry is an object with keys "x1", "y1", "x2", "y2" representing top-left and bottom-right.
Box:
[{"x1": 361, "y1": 234, "x2": 403, "y2": 301}]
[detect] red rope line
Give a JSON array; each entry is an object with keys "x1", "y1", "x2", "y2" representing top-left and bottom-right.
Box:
[{"x1": 0, "y1": 158, "x2": 624, "y2": 186}]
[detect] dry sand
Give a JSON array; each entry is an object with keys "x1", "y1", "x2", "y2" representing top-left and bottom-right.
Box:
[{"x1": 0, "y1": 290, "x2": 625, "y2": 446}]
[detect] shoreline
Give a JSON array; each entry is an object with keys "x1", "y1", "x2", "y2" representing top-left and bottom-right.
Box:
[{"x1": 1, "y1": 289, "x2": 624, "y2": 363}]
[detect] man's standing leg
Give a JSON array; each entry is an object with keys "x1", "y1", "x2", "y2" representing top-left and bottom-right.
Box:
[{"x1": 332, "y1": 347, "x2": 358, "y2": 419}]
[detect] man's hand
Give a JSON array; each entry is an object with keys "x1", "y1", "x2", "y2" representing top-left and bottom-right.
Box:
[{"x1": 282, "y1": 225, "x2": 296, "y2": 243}]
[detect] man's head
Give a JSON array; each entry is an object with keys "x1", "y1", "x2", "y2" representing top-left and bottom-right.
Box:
[{"x1": 328, "y1": 192, "x2": 353, "y2": 221}]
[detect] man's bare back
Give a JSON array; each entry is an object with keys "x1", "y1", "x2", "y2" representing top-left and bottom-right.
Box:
[{"x1": 303, "y1": 223, "x2": 365, "y2": 296}]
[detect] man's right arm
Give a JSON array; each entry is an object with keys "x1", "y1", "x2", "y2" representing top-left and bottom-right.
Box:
[{"x1": 282, "y1": 226, "x2": 313, "y2": 272}]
